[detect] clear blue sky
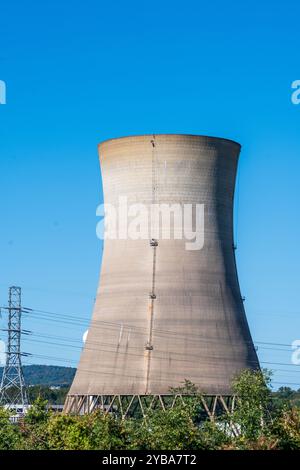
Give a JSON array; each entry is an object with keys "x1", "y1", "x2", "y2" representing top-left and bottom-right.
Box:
[{"x1": 0, "y1": 0, "x2": 300, "y2": 389}]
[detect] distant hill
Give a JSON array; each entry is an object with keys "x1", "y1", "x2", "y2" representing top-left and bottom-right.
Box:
[{"x1": 0, "y1": 365, "x2": 76, "y2": 387}]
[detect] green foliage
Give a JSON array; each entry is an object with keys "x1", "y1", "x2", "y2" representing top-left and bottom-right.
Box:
[
  {"x1": 46, "y1": 412, "x2": 125, "y2": 450},
  {"x1": 124, "y1": 407, "x2": 202, "y2": 450},
  {"x1": 21, "y1": 397, "x2": 51, "y2": 449},
  {"x1": 228, "y1": 369, "x2": 272, "y2": 440},
  {"x1": 27, "y1": 385, "x2": 69, "y2": 404},
  {"x1": 24, "y1": 396, "x2": 49, "y2": 425},
  {"x1": 216, "y1": 369, "x2": 300, "y2": 450},
  {"x1": 271, "y1": 408, "x2": 300, "y2": 449},
  {"x1": 0, "y1": 365, "x2": 76, "y2": 387},
  {"x1": 197, "y1": 421, "x2": 233, "y2": 450},
  {"x1": 0, "y1": 408, "x2": 22, "y2": 450},
  {"x1": 23, "y1": 365, "x2": 75, "y2": 386},
  {"x1": 273, "y1": 387, "x2": 300, "y2": 409},
  {"x1": 1, "y1": 369, "x2": 300, "y2": 450}
]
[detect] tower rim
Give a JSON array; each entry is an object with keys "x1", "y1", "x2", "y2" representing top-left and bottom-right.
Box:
[{"x1": 98, "y1": 133, "x2": 241, "y2": 150}]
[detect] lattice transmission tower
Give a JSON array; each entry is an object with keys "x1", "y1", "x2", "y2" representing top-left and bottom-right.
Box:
[{"x1": 0, "y1": 286, "x2": 28, "y2": 407}]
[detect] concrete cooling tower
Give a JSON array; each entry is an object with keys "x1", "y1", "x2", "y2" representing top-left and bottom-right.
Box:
[{"x1": 65, "y1": 134, "x2": 259, "y2": 416}]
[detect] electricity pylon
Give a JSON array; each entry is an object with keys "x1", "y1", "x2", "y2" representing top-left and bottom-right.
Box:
[{"x1": 0, "y1": 286, "x2": 28, "y2": 407}]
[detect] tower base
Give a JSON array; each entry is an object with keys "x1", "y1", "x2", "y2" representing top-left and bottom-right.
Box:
[{"x1": 64, "y1": 394, "x2": 236, "y2": 420}]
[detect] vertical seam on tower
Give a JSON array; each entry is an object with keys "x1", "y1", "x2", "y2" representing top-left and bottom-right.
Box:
[{"x1": 145, "y1": 135, "x2": 157, "y2": 394}]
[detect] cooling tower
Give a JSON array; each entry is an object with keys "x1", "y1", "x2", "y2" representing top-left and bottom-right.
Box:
[{"x1": 65, "y1": 134, "x2": 259, "y2": 414}]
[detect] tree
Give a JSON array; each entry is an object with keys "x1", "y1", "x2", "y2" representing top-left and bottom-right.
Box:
[
  {"x1": 271, "y1": 408, "x2": 300, "y2": 449},
  {"x1": 228, "y1": 369, "x2": 273, "y2": 441},
  {"x1": 46, "y1": 411, "x2": 126, "y2": 450},
  {"x1": 0, "y1": 408, "x2": 21, "y2": 450},
  {"x1": 1, "y1": 369, "x2": 300, "y2": 450}
]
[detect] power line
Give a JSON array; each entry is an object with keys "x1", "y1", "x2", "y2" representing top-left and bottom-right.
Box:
[
  {"x1": 20, "y1": 351, "x2": 300, "y2": 388},
  {"x1": 2, "y1": 303, "x2": 298, "y2": 388},
  {"x1": 21, "y1": 307, "x2": 298, "y2": 351},
  {"x1": 21, "y1": 335, "x2": 300, "y2": 372},
  {"x1": 19, "y1": 326, "x2": 297, "y2": 363}
]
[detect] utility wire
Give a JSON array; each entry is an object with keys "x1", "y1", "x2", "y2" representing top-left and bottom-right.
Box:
[{"x1": 21, "y1": 307, "x2": 297, "y2": 350}]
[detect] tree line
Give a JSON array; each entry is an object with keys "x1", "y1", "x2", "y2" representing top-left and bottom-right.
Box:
[{"x1": 1, "y1": 369, "x2": 300, "y2": 450}]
